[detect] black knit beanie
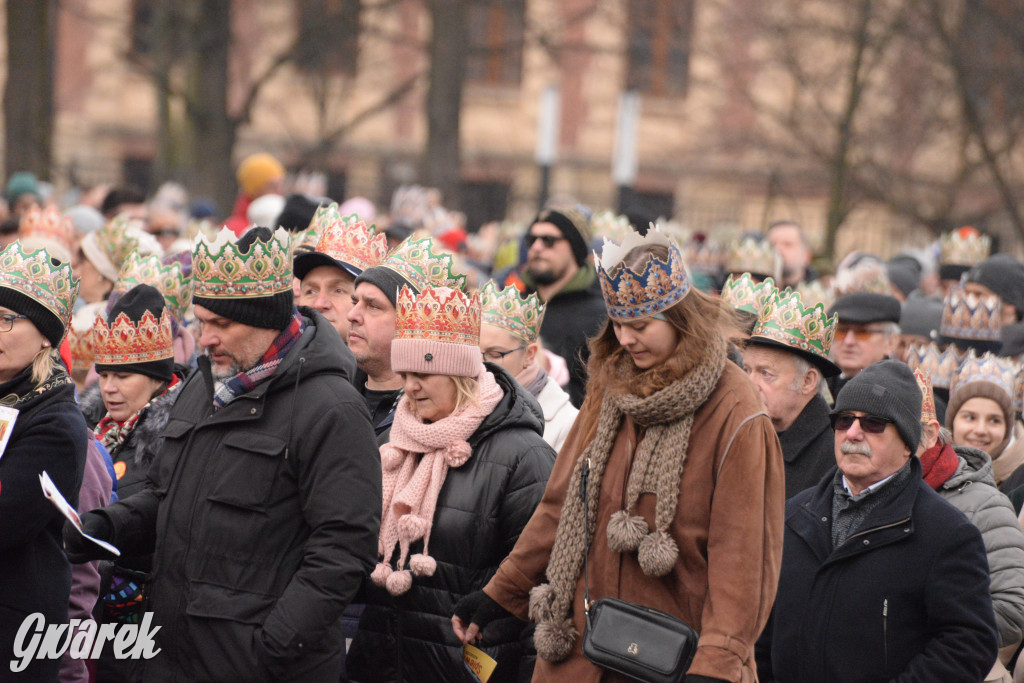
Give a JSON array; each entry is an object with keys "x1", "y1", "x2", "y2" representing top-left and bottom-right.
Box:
[
  {"x1": 0, "y1": 286, "x2": 64, "y2": 346},
  {"x1": 533, "y1": 207, "x2": 592, "y2": 266},
  {"x1": 275, "y1": 193, "x2": 324, "y2": 232},
  {"x1": 94, "y1": 284, "x2": 174, "y2": 382},
  {"x1": 832, "y1": 359, "x2": 923, "y2": 452},
  {"x1": 967, "y1": 254, "x2": 1024, "y2": 321},
  {"x1": 354, "y1": 265, "x2": 416, "y2": 308},
  {"x1": 192, "y1": 227, "x2": 295, "y2": 330}
]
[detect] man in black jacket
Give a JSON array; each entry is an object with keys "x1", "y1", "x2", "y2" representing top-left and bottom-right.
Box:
[
  {"x1": 756, "y1": 360, "x2": 997, "y2": 682},
  {"x1": 68, "y1": 228, "x2": 382, "y2": 682}
]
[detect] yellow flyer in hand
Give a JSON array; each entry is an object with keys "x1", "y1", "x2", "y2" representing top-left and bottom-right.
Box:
[{"x1": 463, "y1": 644, "x2": 497, "y2": 683}]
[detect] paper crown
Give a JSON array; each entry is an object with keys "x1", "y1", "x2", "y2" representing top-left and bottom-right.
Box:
[
  {"x1": 395, "y1": 285, "x2": 480, "y2": 345},
  {"x1": 724, "y1": 237, "x2": 781, "y2": 280},
  {"x1": 67, "y1": 323, "x2": 98, "y2": 373},
  {"x1": 683, "y1": 238, "x2": 721, "y2": 274},
  {"x1": 82, "y1": 214, "x2": 162, "y2": 281},
  {"x1": 832, "y1": 260, "x2": 892, "y2": 297},
  {"x1": 794, "y1": 280, "x2": 836, "y2": 311},
  {"x1": 479, "y1": 281, "x2": 546, "y2": 344},
  {"x1": 590, "y1": 210, "x2": 634, "y2": 244},
  {"x1": 314, "y1": 214, "x2": 388, "y2": 274},
  {"x1": 951, "y1": 349, "x2": 1019, "y2": 400},
  {"x1": 913, "y1": 368, "x2": 938, "y2": 422},
  {"x1": 721, "y1": 273, "x2": 778, "y2": 316},
  {"x1": 0, "y1": 242, "x2": 79, "y2": 337},
  {"x1": 112, "y1": 252, "x2": 193, "y2": 322},
  {"x1": 906, "y1": 342, "x2": 964, "y2": 390},
  {"x1": 941, "y1": 229, "x2": 991, "y2": 267},
  {"x1": 93, "y1": 308, "x2": 174, "y2": 366},
  {"x1": 379, "y1": 235, "x2": 467, "y2": 293},
  {"x1": 940, "y1": 288, "x2": 1002, "y2": 342},
  {"x1": 596, "y1": 227, "x2": 691, "y2": 321},
  {"x1": 18, "y1": 206, "x2": 75, "y2": 263},
  {"x1": 751, "y1": 290, "x2": 838, "y2": 365},
  {"x1": 192, "y1": 227, "x2": 292, "y2": 299}
]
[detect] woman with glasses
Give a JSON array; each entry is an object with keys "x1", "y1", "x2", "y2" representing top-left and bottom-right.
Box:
[
  {"x1": 0, "y1": 243, "x2": 88, "y2": 681},
  {"x1": 452, "y1": 229, "x2": 784, "y2": 682},
  {"x1": 346, "y1": 285, "x2": 555, "y2": 682}
]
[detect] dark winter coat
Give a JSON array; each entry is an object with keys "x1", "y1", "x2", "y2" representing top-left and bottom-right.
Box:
[
  {"x1": 345, "y1": 364, "x2": 557, "y2": 683},
  {"x1": 0, "y1": 368, "x2": 88, "y2": 680},
  {"x1": 756, "y1": 457, "x2": 998, "y2": 683},
  {"x1": 96, "y1": 309, "x2": 382, "y2": 683},
  {"x1": 778, "y1": 393, "x2": 835, "y2": 499}
]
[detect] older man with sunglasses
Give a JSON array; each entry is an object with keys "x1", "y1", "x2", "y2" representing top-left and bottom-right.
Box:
[
  {"x1": 825, "y1": 291, "x2": 902, "y2": 400},
  {"x1": 757, "y1": 359, "x2": 997, "y2": 682}
]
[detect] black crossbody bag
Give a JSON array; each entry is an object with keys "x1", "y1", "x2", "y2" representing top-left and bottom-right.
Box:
[{"x1": 579, "y1": 458, "x2": 699, "y2": 683}]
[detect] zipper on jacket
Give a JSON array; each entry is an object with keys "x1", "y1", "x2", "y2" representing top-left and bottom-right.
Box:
[
  {"x1": 843, "y1": 516, "x2": 911, "y2": 545},
  {"x1": 882, "y1": 598, "x2": 888, "y2": 670}
]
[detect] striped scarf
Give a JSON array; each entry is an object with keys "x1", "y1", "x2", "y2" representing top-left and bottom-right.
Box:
[
  {"x1": 213, "y1": 313, "x2": 304, "y2": 410},
  {"x1": 95, "y1": 375, "x2": 180, "y2": 453}
]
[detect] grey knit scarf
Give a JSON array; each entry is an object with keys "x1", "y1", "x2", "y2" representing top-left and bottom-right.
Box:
[{"x1": 529, "y1": 338, "x2": 727, "y2": 662}]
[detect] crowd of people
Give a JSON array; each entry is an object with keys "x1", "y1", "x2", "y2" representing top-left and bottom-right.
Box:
[{"x1": 3, "y1": 153, "x2": 1024, "y2": 682}]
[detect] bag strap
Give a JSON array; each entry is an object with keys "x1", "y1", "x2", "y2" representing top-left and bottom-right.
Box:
[{"x1": 581, "y1": 457, "x2": 592, "y2": 617}]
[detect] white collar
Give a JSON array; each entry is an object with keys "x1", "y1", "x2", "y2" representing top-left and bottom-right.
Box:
[{"x1": 843, "y1": 469, "x2": 899, "y2": 497}]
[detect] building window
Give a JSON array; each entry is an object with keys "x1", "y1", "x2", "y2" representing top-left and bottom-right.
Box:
[
  {"x1": 295, "y1": 0, "x2": 361, "y2": 76},
  {"x1": 467, "y1": 0, "x2": 525, "y2": 86},
  {"x1": 625, "y1": 0, "x2": 694, "y2": 97}
]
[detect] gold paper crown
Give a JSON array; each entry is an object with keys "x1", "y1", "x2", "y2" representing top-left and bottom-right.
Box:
[
  {"x1": 93, "y1": 308, "x2": 174, "y2": 366},
  {"x1": 940, "y1": 288, "x2": 1002, "y2": 342},
  {"x1": 0, "y1": 242, "x2": 79, "y2": 338},
  {"x1": 596, "y1": 227, "x2": 691, "y2": 321},
  {"x1": 906, "y1": 342, "x2": 964, "y2": 390},
  {"x1": 315, "y1": 215, "x2": 388, "y2": 274},
  {"x1": 914, "y1": 368, "x2": 937, "y2": 422},
  {"x1": 479, "y1": 281, "x2": 546, "y2": 344},
  {"x1": 67, "y1": 324, "x2": 98, "y2": 373},
  {"x1": 112, "y1": 252, "x2": 193, "y2": 322},
  {"x1": 794, "y1": 280, "x2": 836, "y2": 311},
  {"x1": 193, "y1": 227, "x2": 292, "y2": 299},
  {"x1": 379, "y1": 235, "x2": 467, "y2": 293},
  {"x1": 395, "y1": 285, "x2": 480, "y2": 346},
  {"x1": 18, "y1": 206, "x2": 75, "y2": 262},
  {"x1": 721, "y1": 273, "x2": 778, "y2": 316},
  {"x1": 751, "y1": 290, "x2": 838, "y2": 363},
  {"x1": 952, "y1": 349, "x2": 1019, "y2": 399},
  {"x1": 941, "y1": 229, "x2": 991, "y2": 267},
  {"x1": 725, "y1": 237, "x2": 781, "y2": 279}
]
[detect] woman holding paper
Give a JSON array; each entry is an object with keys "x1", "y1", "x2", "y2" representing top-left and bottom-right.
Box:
[{"x1": 0, "y1": 242, "x2": 88, "y2": 681}]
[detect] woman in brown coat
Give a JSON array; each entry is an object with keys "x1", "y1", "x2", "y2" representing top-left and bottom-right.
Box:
[{"x1": 452, "y1": 228, "x2": 786, "y2": 682}]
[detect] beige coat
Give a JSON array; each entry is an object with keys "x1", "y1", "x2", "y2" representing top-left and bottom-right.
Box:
[{"x1": 536, "y1": 375, "x2": 578, "y2": 453}]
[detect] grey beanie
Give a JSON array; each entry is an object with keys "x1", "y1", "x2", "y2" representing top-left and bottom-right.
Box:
[
  {"x1": 832, "y1": 359, "x2": 923, "y2": 452},
  {"x1": 967, "y1": 254, "x2": 1024, "y2": 320},
  {"x1": 899, "y1": 293, "x2": 943, "y2": 339}
]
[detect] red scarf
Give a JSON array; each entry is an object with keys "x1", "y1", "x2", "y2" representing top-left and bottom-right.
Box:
[
  {"x1": 919, "y1": 441, "x2": 960, "y2": 490},
  {"x1": 95, "y1": 375, "x2": 180, "y2": 453}
]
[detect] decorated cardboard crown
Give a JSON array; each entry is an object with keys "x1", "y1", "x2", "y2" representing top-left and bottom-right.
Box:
[
  {"x1": 314, "y1": 214, "x2": 388, "y2": 274},
  {"x1": 794, "y1": 280, "x2": 836, "y2": 311},
  {"x1": 479, "y1": 281, "x2": 546, "y2": 344},
  {"x1": 940, "y1": 288, "x2": 1002, "y2": 342},
  {"x1": 590, "y1": 210, "x2": 634, "y2": 244},
  {"x1": 192, "y1": 227, "x2": 292, "y2": 299},
  {"x1": 913, "y1": 368, "x2": 937, "y2": 422},
  {"x1": 293, "y1": 202, "x2": 342, "y2": 253},
  {"x1": 906, "y1": 341, "x2": 964, "y2": 390},
  {"x1": 941, "y1": 229, "x2": 991, "y2": 267},
  {"x1": 379, "y1": 235, "x2": 467, "y2": 293},
  {"x1": 721, "y1": 273, "x2": 778, "y2": 316},
  {"x1": 67, "y1": 323, "x2": 98, "y2": 373},
  {"x1": 751, "y1": 290, "x2": 838, "y2": 366},
  {"x1": 18, "y1": 206, "x2": 75, "y2": 263},
  {"x1": 395, "y1": 285, "x2": 480, "y2": 345},
  {"x1": 596, "y1": 227, "x2": 690, "y2": 322},
  {"x1": 112, "y1": 251, "x2": 193, "y2": 322},
  {"x1": 832, "y1": 260, "x2": 892, "y2": 297},
  {"x1": 0, "y1": 242, "x2": 79, "y2": 337},
  {"x1": 82, "y1": 214, "x2": 162, "y2": 281},
  {"x1": 724, "y1": 237, "x2": 781, "y2": 280},
  {"x1": 93, "y1": 308, "x2": 174, "y2": 366},
  {"x1": 951, "y1": 349, "x2": 1019, "y2": 400}
]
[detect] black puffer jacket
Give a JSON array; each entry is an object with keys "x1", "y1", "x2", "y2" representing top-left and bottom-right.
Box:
[
  {"x1": 96, "y1": 309, "x2": 382, "y2": 682},
  {"x1": 346, "y1": 364, "x2": 557, "y2": 683}
]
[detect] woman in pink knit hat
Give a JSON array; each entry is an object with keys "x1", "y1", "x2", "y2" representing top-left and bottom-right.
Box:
[{"x1": 346, "y1": 285, "x2": 556, "y2": 683}]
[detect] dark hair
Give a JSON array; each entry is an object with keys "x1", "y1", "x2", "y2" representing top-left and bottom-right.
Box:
[{"x1": 101, "y1": 186, "x2": 146, "y2": 217}]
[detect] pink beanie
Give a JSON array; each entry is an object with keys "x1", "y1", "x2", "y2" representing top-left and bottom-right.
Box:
[{"x1": 391, "y1": 285, "x2": 483, "y2": 377}]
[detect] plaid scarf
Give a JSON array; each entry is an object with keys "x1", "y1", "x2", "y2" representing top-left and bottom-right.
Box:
[
  {"x1": 213, "y1": 313, "x2": 304, "y2": 410},
  {"x1": 95, "y1": 375, "x2": 181, "y2": 454}
]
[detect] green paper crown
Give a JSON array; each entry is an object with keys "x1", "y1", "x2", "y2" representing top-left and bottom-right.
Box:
[
  {"x1": 725, "y1": 237, "x2": 780, "y2": 279},
  {"x1": 479, "y1": 281, "x2": 546, "y2": 344},
  {"x1": 113, "y1": 251, "x2": 193, "y2": 322},
  {"x1": 0, "y1": 242, "x2": 80, "y2": 338},
  {"x1": 752, "y1": 290, "x2": 837, "y2": 362},
  {"x1": 193, "y1": 227, "x2": 292, "y2": 299},
  {"x1": 721, "y1": 273, "x2": 777, "y2": 316},
  {"x1": 379, "y1": 235, "x2": 466, "y2": 292}
]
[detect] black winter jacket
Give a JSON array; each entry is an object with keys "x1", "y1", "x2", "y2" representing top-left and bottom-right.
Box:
[
  {"x1": 346, "y1": 364, "x2": 556, "y2": 683},
  {"x1": 777, "y1": 393, "x2": 835, "y2": 499},
  {"x1": 97, "y1": 309, "x2": 382, "y2": 682},
  {"x1": 756, "y1": 458, "x2": 998, "y2": 682}
]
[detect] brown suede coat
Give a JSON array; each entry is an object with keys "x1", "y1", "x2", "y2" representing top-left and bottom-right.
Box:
[{"x1": 484, "y1": 362, "x2": 785, "y2": 682}]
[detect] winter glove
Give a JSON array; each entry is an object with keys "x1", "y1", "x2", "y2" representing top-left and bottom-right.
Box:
[
  {"x1": 63, "y1": 511, "x2": 116, "y2": 564},
  {"x1": 452, "y1": 590, "x2": 514, "y2": 644}
]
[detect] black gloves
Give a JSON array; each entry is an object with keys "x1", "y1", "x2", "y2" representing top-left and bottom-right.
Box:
[
  {"x1": 63, "y1": 511, "x2": 116, "y2": 564},
  {"x1": 452, "y1": 591, "x2": 514, "y2": 644}
]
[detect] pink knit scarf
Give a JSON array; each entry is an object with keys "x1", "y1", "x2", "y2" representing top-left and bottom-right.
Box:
[{"x1": 371, "y1": 368, "x2": 503, "y2": 596}]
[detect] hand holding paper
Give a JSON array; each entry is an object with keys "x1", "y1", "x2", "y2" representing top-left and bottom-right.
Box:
[{"x1": 40, "y1": 470, "x2": 120, "y2": 557}]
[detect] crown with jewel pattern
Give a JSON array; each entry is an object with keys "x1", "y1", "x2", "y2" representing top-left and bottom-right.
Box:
[
  {"x1": 0, "y1": 242, "x2": 79, "y2": 338},
  {"x1": 794, "y1": 280, "x2": 836, "y2": 311},
  {"x1": 112, "y1": 251, "x2": 193, "y2": 322},
  {"x1": 914, "y1": 368, "x2": 938, "y2": 422},
  {"x1": 906, "y1": 342, "x2": 964, "y2": 390},
  {"x1": 596, "y1": 227, "x2": 690, "y2": 322},
  {"x1": 314, "y1": 214, "x2": 388, "y2": 274},
  {"x1": 392, "y1": 285, "x2": 482, "y2": 376},
  {"x1": 721, "y1": 273, "x2": 778, "y2": 316},
  {"x1": 590, "y1": 210, "x2": 634, "y2": 244},
  {"x1": 19, "y1": 206, "x2": 75, "y2": 263},
  {"x1": 479, "y1": 281, "x2": 546, "y2": 344},
  {"x1": 725, "y1": 237, "x2": 781, "y2": 280},
  {"x1": 67, "y1": 323, "x2": 98, "y2": 373},
  {"x1": 295, "y1": 202, "x2": 341, "y2": 252},
  {"x1": 941, "y1": 229, "x2": 991, "y2": 267},
  {"x1": 192, "y1": 227, "x2": 292, "y2": 299},
  {"x1": 379, "y1": 235, "x2": 467, "y2": 292},
  {"x1": 951, "y1": 349, "x2": 1019, "y2": 400},
  {"x1": 751, "y1": 290, "x2": 838, "y2": 369},
  {"x1": 81, "y1": 214, "x2": 162, "y2": 282},
  {"x1": 93, "y1": 308, "x2": 174, "y2": 366},
  {"x1": 940, "y1": 287, "x2": 1002, "y2": 342}
]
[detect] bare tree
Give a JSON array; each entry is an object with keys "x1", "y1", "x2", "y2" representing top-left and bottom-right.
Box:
[{"x1": 5, "y1": 0, "x2": 55, "y2": 180}]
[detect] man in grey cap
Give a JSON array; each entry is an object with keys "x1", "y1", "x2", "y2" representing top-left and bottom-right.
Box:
[{"x1": 826, "y1": 291, "x2": 902, "y2": 399}]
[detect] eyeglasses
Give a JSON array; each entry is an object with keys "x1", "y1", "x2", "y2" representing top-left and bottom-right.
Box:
[
  {"x1": 482, "y1": 345, "x2": 527, "y2": 362},
  {"x1": 836, "y1": 324, "x2": 888, "y2": 341},
  {"x1": 0, "y1": 313, "x2": 28, "y2": 333},
  {"x1": 830, "y1": 412, "x2": 892, "y2": 434},
  {"x1": 524, "y1": 234, "x2": 566, "y2": 249}
]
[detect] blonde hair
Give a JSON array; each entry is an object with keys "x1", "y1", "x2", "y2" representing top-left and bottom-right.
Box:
[
  {"x1": 31, "y1": 347, "x2": 59, "y2": 386},
  {"x1": 451, "y1": 374, "x2": 480, "y2": 413}
]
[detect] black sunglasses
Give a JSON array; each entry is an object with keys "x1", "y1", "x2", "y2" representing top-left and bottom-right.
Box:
[
  {"x1": 524, "y1": 234, "x2": 566, "y2": 249},
  {"x1": 831, "y1": 413, "x2": 892, "y2": 434}
]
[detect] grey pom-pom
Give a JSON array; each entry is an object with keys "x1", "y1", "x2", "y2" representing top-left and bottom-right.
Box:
[
  {"x1": 637, "y1": 529, "x2": 678, "y2": 577},
  {"x1": 534, "y1": 618, "x2": 578, "y2": 661},
  {"x1": 529, "y1": 583, "x2": 557, "y2": 622},
  {"x1": 606, "y1": 509, "x2": 648, "y2": 553}
]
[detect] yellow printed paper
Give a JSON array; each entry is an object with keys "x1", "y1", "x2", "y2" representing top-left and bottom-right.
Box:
[{"x1": 463, "y1": 644, "x2": 497, "y2": 683}]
